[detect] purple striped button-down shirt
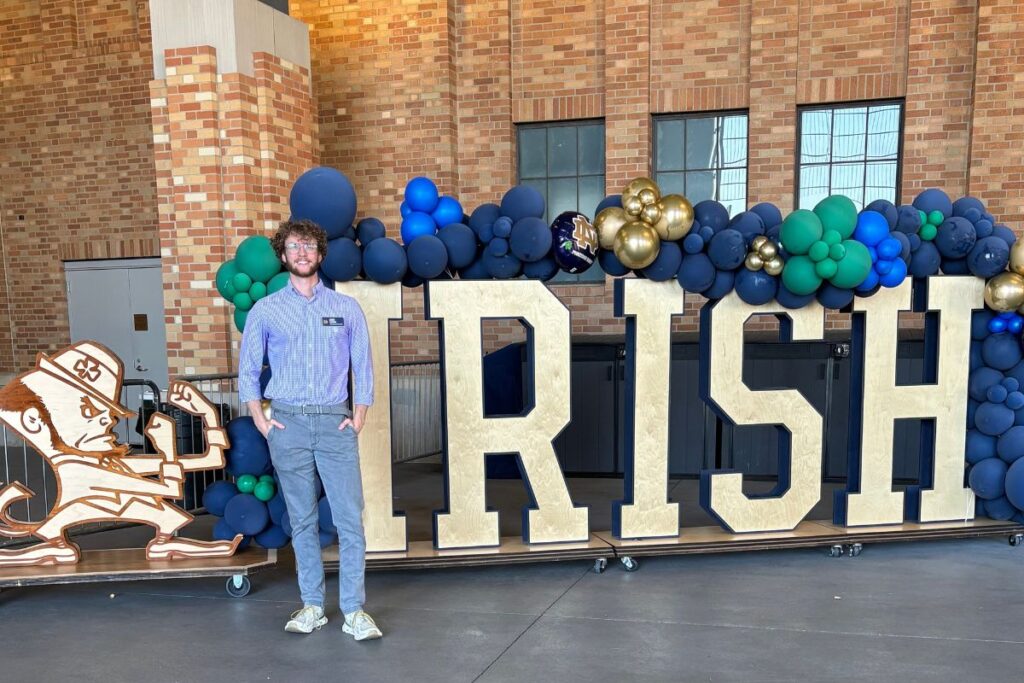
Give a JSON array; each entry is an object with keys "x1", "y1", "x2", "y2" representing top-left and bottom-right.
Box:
[{"x1": 238, "y1": 280, "x2": 373, "y2": 407}]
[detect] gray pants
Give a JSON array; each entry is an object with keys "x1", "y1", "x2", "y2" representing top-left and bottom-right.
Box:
[{"x1": 267, "y1": 404, "x2": 365, "y2": 613}]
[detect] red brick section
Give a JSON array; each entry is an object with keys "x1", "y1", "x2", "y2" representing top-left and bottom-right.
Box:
[
  {"x1": 0, "y1": 0, "x2": 156, "y2": 373},
  {"x1": 968, "y1": 0, "x2": 1024, "y2": 229},
  {"x1": 901, "y1": 0, "x2": 978, "y2": 200}
]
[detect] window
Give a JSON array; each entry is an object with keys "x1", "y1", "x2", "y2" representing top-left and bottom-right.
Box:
[
  {"x1": 517, "y1": 120, "x2": 606, "y2": 283},
  {"x1": 797, "y1": 101, "x2": 903, "y2": 210},
  {"x1": 653, "y1": 112, "x2": 748, "y2": 217}
]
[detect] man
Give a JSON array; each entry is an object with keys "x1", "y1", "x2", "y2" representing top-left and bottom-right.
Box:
[{"x1": 238, "y1": 218, "x2": 381, "y2": 640}]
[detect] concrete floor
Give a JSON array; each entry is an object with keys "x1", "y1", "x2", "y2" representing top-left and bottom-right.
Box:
[{"x1": 2, "y1": 465, "x2": 1023, "y2": 682}]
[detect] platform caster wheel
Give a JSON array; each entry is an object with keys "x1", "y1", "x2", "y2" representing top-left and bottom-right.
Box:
[
  {"x1": 593, "y1": 558, "x2": 608, "y2": 574},
  {"x1": 847, "y1": 543, "x2": 863, "y2": 557},
  {"x1": 620, "y1": 556, "x2": 639, "y2": 572},
  {"x1": 225, "y1": 575, "x2": 251, "y2": 598},
  {"x1": 1009, "y1": 533, "x2": 1023, "y2": 547},
  {"x1": 828, "y1": 544, "x2": 844, "y2": 558}
]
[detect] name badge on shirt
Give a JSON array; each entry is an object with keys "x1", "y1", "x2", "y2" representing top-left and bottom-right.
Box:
[{"x1": 322, "y1": 316, "x2": 345, "y2": 326}]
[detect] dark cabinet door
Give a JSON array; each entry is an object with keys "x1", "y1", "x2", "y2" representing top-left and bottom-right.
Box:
[{"x1": 554, "y1": 345, "x2": 618, "y2": 474}]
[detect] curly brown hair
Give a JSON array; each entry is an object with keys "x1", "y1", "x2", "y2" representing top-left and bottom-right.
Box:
[{"x1": 271, "y1": 219, "x2": 329, "y2": 260}]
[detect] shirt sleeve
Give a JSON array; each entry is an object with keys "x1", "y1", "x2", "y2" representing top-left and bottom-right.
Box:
[
  {"x1": 348, "y1": 301, "x2": 374, "y2": 406},
  {"x1": 238, "y1": 302, "x2": 267, "y2": 403}
]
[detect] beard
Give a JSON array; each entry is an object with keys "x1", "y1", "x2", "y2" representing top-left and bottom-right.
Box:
[{"x1": 283, "y1": 258, "x2": 320, "y2": 278}]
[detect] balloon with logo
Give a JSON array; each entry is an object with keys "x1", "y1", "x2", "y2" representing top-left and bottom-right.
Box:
[{"x1": 551, "y1": 211, "x2": 599, "y2": 274}]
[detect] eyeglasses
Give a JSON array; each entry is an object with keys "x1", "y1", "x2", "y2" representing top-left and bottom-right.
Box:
[{"x1": 285, "y1": 241, "x2": 319, "y2": 253}]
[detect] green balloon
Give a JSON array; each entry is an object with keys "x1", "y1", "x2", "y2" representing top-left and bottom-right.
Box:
[
  {"x1": 822, "y1": 230, "x2": 842, "y2": 247},
  {"x1": 815, "y1": 259, "x2": 838, "y2": 280},
  {"x1": 253, "y1": 480, "x2": 275, "y2": 502},
  {"x1": 917, "y1": 210, "x2": 927, "y2": 227},
  {"x1": 780, "y1": 210, "x2": 823, "y2": 256},
  {"x1": 829, "y1": 243, "x2": 846, "y2": 261},
  {"x1": 927, "y1": 210, "x2": 945, "y2": 226},
  {"x1": 259, "y1": 474, "x2": 274, "y2": 483},
  {"x1": 920, "y1": 223, "x2": 938, "y2": 241},
  {"x1": 215, "y1": 261, "x2": 239, "y2": 301},
  {"x1": 249, "y1": 281, "x2": 268, "y2": 301},
  {"x1": 233, "y1": 308, "x2": 248, "y2": 333},
  {"x1": 831, "y1": 240, "x2": 872, "y2": 289},
  {"x1": 232, "y1": 272, "x2": 253, "y2": 294},
  {"x1": 235, "y1": 235, "x2": 282, "y2": 283},
  {"x1": 808, "y1": 241, "x2": 830, "y2": 263},
  {"x1": 267, "y1": 271, "x2": 291, "y2": 295},
  {"x1": 233, "y1": 292, "x2": 254, "y2": 312},
  {"x1": 236, "y1": 474, "x2": 257, "y2": 494},
  {"x1": 813, "y1": 195, "x2": 858, "y2": 238},
  {"x1": 781, "y1": 255, "x2": 823, "y2": 296}
]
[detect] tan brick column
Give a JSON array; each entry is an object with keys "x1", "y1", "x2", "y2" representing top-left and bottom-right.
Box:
[{"x1": 604, "y1": 0, "x2": 651, "y2": 192}]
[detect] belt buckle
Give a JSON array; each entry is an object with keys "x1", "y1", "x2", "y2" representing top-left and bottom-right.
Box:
[{"x1": 301, "y1": 405, "x2": 319, "y2": 415}]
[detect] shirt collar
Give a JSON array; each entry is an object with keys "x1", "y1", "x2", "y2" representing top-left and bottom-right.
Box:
[{"x1": 287, "y1": 277, "x2": 324, "y2": 301}]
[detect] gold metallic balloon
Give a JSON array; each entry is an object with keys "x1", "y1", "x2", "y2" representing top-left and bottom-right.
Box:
[
  {"x1": 984, "y1": 272, "x2": 1024, "y2": 312},
  {"x1": 613, "y1": 221, "x2": 661, "y2": 270},
  {"x1": 1010, "y1": 240, "x2": 1024, "y2": 275},
  {"x1": 651, "y1": 194, "x2": 694, "y2": 241},
  {"x1": 622, "y1": 177, "x2": 660, "y2": 205},
  {"x1": 764, "y1": 257, "x2": 784, "y2": 276},
  {"x1": 751, "y1": 235, "x2": 768, "y2": 251},
  {"x1": 745, "y1": 253, "x2": 764, "y2": 271},
  {"x1": 623, "y1": 195, "x2": 644, "y2": 217},
  {"x1": 759, "y1": 241, "x2": 779, "y2": 260},
  {"x1": 640, "y1": 202, "x2": 662, "y2": 226},
  {"x1": 594, "y1": 206, "x2": 629, "y2": 250},
  {"x1": 638, "y1": 188, "x2": 658, "y2": 207}
]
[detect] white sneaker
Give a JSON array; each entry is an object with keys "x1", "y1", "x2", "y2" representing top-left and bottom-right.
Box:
[
  {"x1": 285, "y1": 605, "x2": 328, "y2": 634},
  {"x1": 343, "y1": 610, "x2": 383, "y2": 641}
]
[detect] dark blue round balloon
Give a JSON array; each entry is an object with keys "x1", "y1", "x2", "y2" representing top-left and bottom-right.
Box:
[
  {"x1": 405, "y1": 177, "x2": 440, "y2": 213},
  {"x1": 363, "y1": 238, "x2": 408, "y2": 284},
  {"x1": 402, "y1": 270, "x2": 425, "y2": 288},
  {"x1": 469, "y1": 203, "x2": 501, "y2": 236},
  {"x1": 318, "y1": 495, "x2": 334, "y2": 534},
  {"x1": 407, "y1": 235, "x2": 449, "y2": 279},
  {"x1": 969, "y1": 457, "x2": 1008, "y2": 500},
  {"x1": 213, "y1": 520, "x2": 249, "y2": 550},
  {"x1": 483, "y1": 251, "x2": 522, "y2": 279},
  {"x1": 727, "y1": 212, "x2": 765, "y2": 243},
  {"x1": 595, "y1": 194, "x2": 623, "y2": 214},
  {"x1": 817, "y1": 284, "x2": 855, "y2": 310},
  {"x1": 749, "y1": 203, "x2": 783, "y2": 230},
  {"x1": 890, "y1": 231, "x2": 911, "y2": 263},
  {"x1": 969, "y1": 398, "x2": 980, "y2": 428},
  {"x1": 699, "y1": 225, "x2": 714, "y2": 243},
  {"x1": 693, "y1": 200, "x2": 730, "y2": 233},
  {"x1": 254, "y1": 524, "x2": 290, "y2": 549},
  {"x1": 267, "y1": 492, "x2": 287, "y2": 526},
  {"x1": 941, "y1": 257, "x2": 968, "y2": 275},
  {"x1": 487, "y1": 237, "x2": 509, "y2": 257},
  {"x1": 775, "y1": 283, "x2": 816, "y2": 309},
  {"x1": 493, "y1": 216, "x2": 514, "y2": 239},
  {"x1": 983, "y1": 495, "x2": 1017, "y2": 520},
  {"x1": 864, "y1": 200, "x2": 898, "y2": 229},
  {"x1": 598, "y1": 249, "x2": 631, "y2": 277},
  {"x1": 202, "y1": 480, "x2": 238, "y2": 517},
  {"x1": 913, "y1": 188, "x2": 953, "y2": 219},
  {"x1": 970, "y1": 367, "x2": 1005, "y2": 402},
  {"x1": 972, "y1": 310, "x2": 995, "y2": 340},
  {"x1": 982, "y1": 333, "x2": 1023, "y2": 371},
  {"x1": 321, "y1": 237, "x2": 361, "y2": 282},
  {"x1": 908, "y1": 233, "x2": 922, "y2": 251},
  {"x1": 934, "y1": 217, "x2": 977, "y2": 259},
  {"x1": 953, "y1": 196, "x2": 986, "y2": 218},
  {"x1": 356, "y1": 217, "x2": 386, "y2": 245},
  {"x1": 522, "y1": 255, "x2": 560, "y2": 281},
  {"x1": 289, "y1": 167, "x2": 357, "y2": 239},
  {"x1": 997, "y1": 426, "x2": 1024, "y2": 464},
  {"x1": 853, "y1": 211, "x2": 889, "y2": 247},
  {"x1": 437, "y1": 223, "x2": 477, "y2": 269},
  {"x1": 970, "y1": 343, "x2": 984, "y2": 371},
  {"x1": 431, "y1": 196, "x2": 464, "y2": 229},
  {"x1": 280, "y1": 509, "x2": 292, "y2": 536},
  {"x1": 1006, "y1": 359, "x2": 1024, "y2": 388},
  {"x1": 224, "y1": 493, "x2": 270, "y2": 535},
  {"x1": 967, "y1": 430, "x2": 998, "y2": 465},
  {"x1": 704, "y1": 269, "x2": 736, "y2": 299},
  {"x1": 734, "y1": 268, "x2": 778, "y2": 305},
  {"x1": 226, "y1": 417, "x2": 271, "y2": 477},
  {"x1": 551, "y1": 212, "x2": 598, "y2": 273},
  {"x1": 642, "y1": 241, "x2": 682, "y2": 282},
  {"x1": 975, "y1": 219, "x2": 994, "y2": 238},
  {"x1": 967, "y1": 236, "x2": 1010, "y2": 278},
  {"x1": 510, "y1": 217, "x2": 553, "y2": 263},
  {"x1": 677, "y1": 253, "x2": 716, "y2": 293},
  {"x1": 400, "y1": 211, "x2": 437, "y2": 244},
  {"x1": 909, "y1": 242, "x2": 941, "y2": 278},
  {"x1": 896, "y1": 205, "x2": 922, "y2": 234},
  {"x1": 500, "y1": 185, "x2": 545, "y2": 222},
  {"x1": 1005, "y1": 459, "x2": 1024, "y2": 510},
  {"x1": 458, "y1": 256, "x2": 490, "y2": 280},
  {"x1": 319, "y1": 529, "x2": 337, "y2": 549},
  {"x1": 976, "y1": 402, "x2": 1015, "y2": 437},
  {"x1": 343, "y1": 225, "x2": 357, "y2": 241},
  {"x1": 992, "y1": 225, "x2": 1017, "y2": 247},
  {"x1": 963, "y1": 208, "x2": 983, "y2": 225},
  {"x1": 682, "y1": 233, "x2": 705, "y2": 255},
  {"x1": 707, "y1": 229, "x2": 746, "y2": 270}
]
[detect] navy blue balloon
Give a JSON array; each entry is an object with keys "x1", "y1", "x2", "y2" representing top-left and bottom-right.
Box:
[
  {"x1": 405, "y1": 176, "x2": 440, "y2": 213},
  {"x1": 817, "y1": 284, "x2": 854, "y2": 310},
  {"x1": 707, "y1": 229, "x2": 746, "y2": 270},
  {"x1": 202, "y1": 480, "x2": 238, "y2": 517},
  {"x1": 704, "y1": 269, "x2": 736, "y2": 299},
  {"x1": 890, "y1": 230, "x2": 912, "y2": 263},
  {"x1": 431, "y1": 196, "x2": 464, "y2": 228},
  {"x1": 289, "y1": 167, "x2": 357, "y2": 239},
  {"x1": 864, "y1": 200, "x2": 898, "y2": 229},
  {"x1": 493, "y1": 216, "x2": 514, "y2": 239},
  {"x1": 363, "y1": 238, "x2": 408, "y2": 284},
  {"x1": 677, "y1": 253, "x2": 716, "y2": 293},
  {"x1": 254, "y1": 524, "x2": 290, "y2": 549},
  {"x1": 469, "y1": 203, "x2": 501, "y2": 235},
  {"x1": 909, "y1": 242, "x2": 941, "y2": 278},
  {"x1": 1006, "y1": 360, "x2": 1024, "y2": 388},
  {"x1": 267, "y1": 492, "x2": 287, "y2": 526},
  {"x1": 896, "y1": 205, "x2": 922, "y2": 234},
  {"x1": 402, "y1": 270, "x2": 425, "y2": 288},
  {"x1": 749, "y1": 203, "x2": 783, "y2": 230},
  {"x1": 975, "y1": 219, "x2": 994, "y2": 238},
  {"x1": 458, "y1": 256, "x2": 490, "y2": 280},
  {"x1": 510, "y1": 217, "x2": 553, "y2": 263},
  {"x1": 976, "y1": 402, "x2": 1015, "y2": 436},
  {"x1": 734, "y1": 268, "x2": 778, "y2": 305},
  {"x1": 969, "y1": 457, "x2": 1008, "y2": 500},
  {"x1": 224, "y1": 493, "x2": 270, "y2": 535},
  {"x1": 343, "y1": 225, "x2": 357, "y2": 241},
  {"x1": 483, "y1": 251, "x2": 522, "y2": 279},
  {"x1": 1005, "y1": 460, "x2": 1024, "y2": 510},
  {"x1": 595, "y1": 194, "x2": 623, "y2": 214},
  {"x1": 983, "y1": 496, "x2": 1017, "y2": 520},
  {"x1": 642, "y1": 241, "x2": 682, "y2": 282},
  {"x1": 962, "y1": 208, "x2": 983, "y2": 225},
  {"x1": 992, "y1": 225, "x2": 1017, "y2": 247},
  {"x1": 213, "y1": 518, "x2": 248, "y2": 549},
  {"x1": 970, "y1": 343, "x2": 984, "y2": 371},
  {"x1": 967, "y1": 236, "x2": 1010, "y2": 278},
  {"x1": 226, "y1": 417, "x2": 271, "y2": 477},
  {"x1": 500, "y1": 185, "x2": 545, "y2": 222},
  {"x1": 321, "y1": 237, "x2": 361, "y2": 282},
  {"x1": 969, "y1": 398, "x2": 980, "y2": 427},
  {"x1": 970, "y1": 367, "x2": 1004, "y2": 402},
  {"x1": 682, "y1": 233, "x2": 705, "y2": 255},
  {"x1": 997, "y1": 426, "x2": 1024, "y2": 464},
  {"x1": 775, "y1": 283, "x2": 816, "y2": 309},
  {"x1": 727, "y1": 212, "x2": 765, "y2": 243},
  {"x1": 598, "y1": 249, "x2": 631, "y2": 277},
  {"x1": 280, "y1": 509, "x2": 292, "y2": 536},
  {"x1": 487, "y1": 237, "x2": 509, "y2": 257},
  {"x1": 953, "y1": 196, "x2": 986, "y2": 218},
  {"x1": 356, "y1": 217, "x2": 386, "y2": 245},
  {"x1": 972, "y1": 310, "x2": 995, "y2": 340},
  {"x1": 941, "y1": 258, "x2": 968, "y2": 275},
  {"x1": 693, "y1": 200, "x2": 730, "y2": 233},
  {"x1": 522, "y1": 255, "x2": 560, "y2": 281},
  {"x1": 437, "y1": 223, "x2": 476, "y2": 269},
  {"x1": 982, "y1": 333, "x2": 1023, "y2": 371},
  {"x1": 319, "y1": 529, "x2": 337, "y2": 549},
  {"x1": 934, "y1": 217, "x2": 977, "y2": 259},
  {"x1": 967, "y1": 430, "x2": 998, "y2": 465},
  {"x1": 407, "y1": 235, "x2": 448, "y2": 279},
  {"x1": 913, "y1": 188, "x2": 953, "y2": 219},
  {"x1": 698, "y1": 225, "x2": 714, "y2": 243},
  {"x1": 318, "y1": 496, "x2": 334, "y2": 534},
  {"x1": 400, "y1": 211, "x2": 437, "y2": 244}
]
